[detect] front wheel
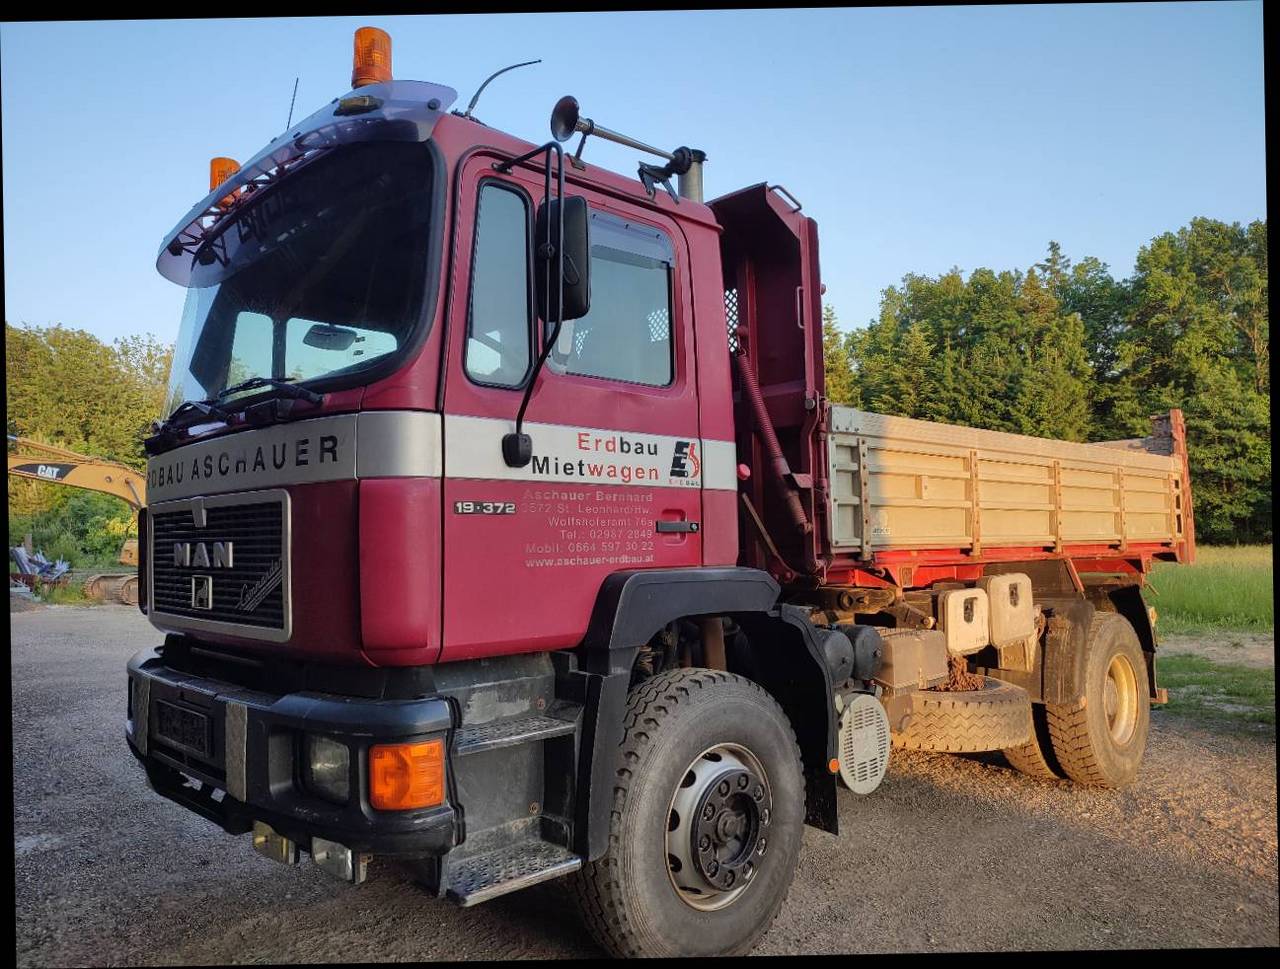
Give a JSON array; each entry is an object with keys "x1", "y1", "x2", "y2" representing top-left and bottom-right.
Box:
[{"x1": 570, "y1": 669, "x2": 806, "y2": 958}]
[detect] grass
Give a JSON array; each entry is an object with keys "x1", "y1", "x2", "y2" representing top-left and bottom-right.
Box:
[
  {"x1": 32, "y1": 582, "x2": 94, "y2": 606},
  {"x1": 1146, "y1": 545, "x2": 1273, "y2": 634},
  {"x1": 1153, "y1": 653, "x2": 1275, "y2": 727}
]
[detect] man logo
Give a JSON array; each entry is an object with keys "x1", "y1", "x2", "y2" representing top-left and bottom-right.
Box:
[
  {"x1": 191, "y1": 575, "x2": 213, "y2": 610},
  {"x1": 670, "y1": 441, "x2": 702, "y2": 480},
  {"x1": 173, "y1": 542, "x2": 234, "y2": 569}
]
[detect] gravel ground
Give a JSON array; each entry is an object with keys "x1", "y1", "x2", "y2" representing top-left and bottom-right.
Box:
[
  {"x1": 1160, "y1": 631, "x2": 1274, "y2": 669},
  {"x1": 12, "y1": 603, "x2": 1278, "y2": 963}
]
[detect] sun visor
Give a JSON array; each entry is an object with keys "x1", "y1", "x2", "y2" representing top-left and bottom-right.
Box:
[{"x1": 156, "y1": 80, "x2": 456, "y2": 286}]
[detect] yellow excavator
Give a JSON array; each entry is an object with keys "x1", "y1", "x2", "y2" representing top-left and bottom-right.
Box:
[{"x1": 7, "y1": 435, "x2": 146, "y2": 604}]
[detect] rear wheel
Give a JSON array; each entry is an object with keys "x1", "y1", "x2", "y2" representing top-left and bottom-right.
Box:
[
  {"x1": 1044, "y1": 613, "x2": 1149, "y2": 788},
  {"x1": 570, "y1": 669, "x2": 805, "y2": 958},
  {"x1": 1002, "y1": 704, "x2": 1064, "y2": 779}
]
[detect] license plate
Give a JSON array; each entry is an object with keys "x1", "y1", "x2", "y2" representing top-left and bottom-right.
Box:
[{"x1": 154, "y1": 700, "x2": 211, "y2": 758}]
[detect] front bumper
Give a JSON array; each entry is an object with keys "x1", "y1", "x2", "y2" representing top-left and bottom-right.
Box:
[{"x1": 126, "y1": 647, "x2": 458, "y2": 857}]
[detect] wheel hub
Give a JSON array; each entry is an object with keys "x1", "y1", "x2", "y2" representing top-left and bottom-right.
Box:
[
  {"x1": 667, "y1": 744, "x2": 772, "y2": 911},
  {"x1": 1104, "y1": 653, "x2": 1138, "y2": 745}
]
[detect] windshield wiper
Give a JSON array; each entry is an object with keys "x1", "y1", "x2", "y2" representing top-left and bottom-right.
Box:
[
  {"x1": 167, "y1": 398, "x2": 234, "y2": 425},
  {"x1": 145, "y1": 379, "x2": 326, "y2": 455},
  {"x1": 144, "y1": 398, "x2": 235, "y2": 454},
  {"x1": 215, "y1": 376, "x2": 324, "y2": 405}
]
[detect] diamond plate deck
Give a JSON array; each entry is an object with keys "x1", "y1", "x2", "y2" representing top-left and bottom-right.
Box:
[{"x1": 445, "y1": 839, "x2": 582, "y2": 906}]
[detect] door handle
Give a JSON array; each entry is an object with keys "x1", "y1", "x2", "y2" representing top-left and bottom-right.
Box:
[{"x1": 656, "y1": 521, "x2": 699, "y2": 534}]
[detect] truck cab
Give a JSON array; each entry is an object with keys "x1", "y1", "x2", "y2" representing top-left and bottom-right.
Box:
[{"x1": 127, "y1": 28, "x2": 1189, "y2": 958}]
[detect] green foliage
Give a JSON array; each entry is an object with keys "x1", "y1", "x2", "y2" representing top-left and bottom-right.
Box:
[
  {"x1": 1147, "y1": 545, "x2": 1273, "y2": 634},
  {"x1": 821, "y1": 304, "x2": 858, "y2": 405},
  {"x1": 1105, "y1": 219, "x2": 1270, "y2": 542},
  {"x1": 9, "y1": 491, "x2": 136, "y2": 568},
  {"x1": 839, "y1": 261, "x2": 1093, "y2": 441},
  {"x1": 6, "y1": 323, "x2": 171, "y2": 468},
  {"x1": 35, "y1": 582, "x2": 95, "y2": 606},
  {"x1": 825, "y1": 218, "x2": 1269, "y2": 544},
  {"x1": 7, "y1": 322, "x2": 168, "y2": 560}
]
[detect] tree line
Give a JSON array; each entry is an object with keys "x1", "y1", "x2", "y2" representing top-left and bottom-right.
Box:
[
  {"x1": 823, "y1": 217, "x2": 1269, "y2": 544},
  {"x1": 6, "y1": 323, "x2": 171, "y2": 564}
]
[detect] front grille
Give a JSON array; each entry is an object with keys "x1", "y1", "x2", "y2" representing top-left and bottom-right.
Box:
[{"x1": 150, "y1": 497, "x2": 286, "y2": 631}]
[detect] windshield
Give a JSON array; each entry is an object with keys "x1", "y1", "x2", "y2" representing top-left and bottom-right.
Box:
[{"x1": 164, "y1": 141, "x2": 435, "y2": 416}]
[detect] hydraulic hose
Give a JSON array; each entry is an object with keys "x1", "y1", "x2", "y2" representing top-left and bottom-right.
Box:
[{"x1": 734, "y1": 352, "x2": 811, "y2": 536}]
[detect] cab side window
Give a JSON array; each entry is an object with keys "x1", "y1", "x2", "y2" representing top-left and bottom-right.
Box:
[
  {"x1": 465, "y1": 183, "x2": 532, "y2": 388},
  {"x1": 547, "y1": 212, "x2": 674, "y2": 388}
]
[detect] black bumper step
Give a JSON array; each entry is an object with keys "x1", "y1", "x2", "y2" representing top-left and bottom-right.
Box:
[
  {"x1": 445, "y1": 839, "x2": 582, "y2": 906},
  {"x1": 454, "y1": 713, "x2": 576, "y2": 756}
]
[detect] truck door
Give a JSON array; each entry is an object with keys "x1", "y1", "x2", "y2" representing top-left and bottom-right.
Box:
[{"x1": 439, "y1": 153, "x2": 704, "y2": 662}]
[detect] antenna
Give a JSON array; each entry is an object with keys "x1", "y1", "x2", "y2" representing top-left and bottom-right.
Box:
[
  {"x1": 462, "y1": 59, "x2": 541, "y2": 120},
  {"x1": 285, "y1": 76, "x2": 299, "y2": 130}
]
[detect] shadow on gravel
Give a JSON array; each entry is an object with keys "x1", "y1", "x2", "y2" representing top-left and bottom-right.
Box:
[{"x1": 763, "y1": 725, "x2": 1280, "y2": 954}]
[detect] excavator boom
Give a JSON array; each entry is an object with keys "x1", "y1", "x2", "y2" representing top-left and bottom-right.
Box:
[
  {"x1": 7, "y1": 435, "x2": 146, "y2": 600},
  {"x1": 7, "y1": 436, "x2": 146, "y2": 511}
]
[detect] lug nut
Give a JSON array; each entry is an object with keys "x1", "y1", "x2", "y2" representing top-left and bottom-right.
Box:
[
  {"x1": 753, "y1": 785, "x2": 764, "y2": 801},
  {"x1": 699, "y1": 834, "x2": 712, "y2": 852},
  {"x1": 738, "y1": 774, "x2": 749, "y2": 789},
  {"x1": 757, "y1": 838, "x2": 767, "y2": 855},
  {"x1": 761, "y1": 808, "x2": 771, "y2": 824},
  {"x1": 707, "y1": 860, "x2": 719, "y2": 876},
  {"x1": 718, "y1": 780, "x2": 730, "y2": 797},
  {"x1": 703, "y1": 804, "x2": 715, "y2": 821}
]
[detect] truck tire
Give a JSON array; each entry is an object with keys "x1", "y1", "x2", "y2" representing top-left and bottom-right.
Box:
[
  {"x1": 1002, "y1": 704, "x2": 1064, "y2": 779},
  {"x1": 570, "y1": 668, "x2": 805, "y2": 958},
  {"x1": 891, "y1": 677, "x2": 1031, "y2": 753},
  {"x1": 1044, "y1": 613, "x2": 1149, "y2": 788}
]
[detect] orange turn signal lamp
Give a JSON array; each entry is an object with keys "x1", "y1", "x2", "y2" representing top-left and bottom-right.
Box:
[
  {"x1": 369, "y1": 738, "x2": 445, "y2": 811},
  {"x1": 209, "y1": 156, "x2": 240, "y2": 209},
  {"x1": 352, "y1": 26, "x2": 392, "y2": 89}
]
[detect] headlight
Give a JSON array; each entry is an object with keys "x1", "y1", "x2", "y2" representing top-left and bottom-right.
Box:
[{"x1": 304, "y1": 735, "x2": 351, "y2": 804}]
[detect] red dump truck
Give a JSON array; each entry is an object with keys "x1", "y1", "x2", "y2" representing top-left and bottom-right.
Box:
[{"x1": 127, "y1": 28, "x2": 1195, "y2": 957}]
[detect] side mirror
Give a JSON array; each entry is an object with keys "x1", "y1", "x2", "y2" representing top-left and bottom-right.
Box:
[
  {"x1": 535, "y1": 195, "x2": 591, "y2": 323},
  {"x1": 303, "y1": 323, "x2": 358, "y2": 351}
]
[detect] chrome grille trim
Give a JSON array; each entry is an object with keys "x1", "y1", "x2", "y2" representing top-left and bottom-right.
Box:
[{"x1": 147, "y1": 489, "x2": 292, "y2": 643}]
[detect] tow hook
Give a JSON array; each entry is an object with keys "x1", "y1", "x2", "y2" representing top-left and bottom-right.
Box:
[
  {"x1": 252, "y1": 822, "x2": 370, "y2": 884},
  {"x1": 311, "y1": 836, "x2": 371, "y2": 885},
  {"x1": 253, "y1": 821, "x2": 297, "y2": 865}
]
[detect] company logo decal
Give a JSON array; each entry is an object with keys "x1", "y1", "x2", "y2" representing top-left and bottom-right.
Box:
[
  {"x1": 13, "y1": 462, "x2": 74, "y2": 481},
  {"x1": 235, "y1": 560, "x2": 283, "y2": 614},
  {"x1": 191, "y1": 576, "x2": 213, "y2": 610},
  {"x1": 670, "y1": 440, "x2": 701, "y2": 479},
  {"x1": 148, "y1": 436, "x2": 341, "y2": 491},
  {"x1": 173, "y1": 541, "x2": 234, "y2": 569}
]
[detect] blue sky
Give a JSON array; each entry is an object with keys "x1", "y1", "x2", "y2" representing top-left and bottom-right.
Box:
[{"x1": 1, "y1": 4, "x2": 1265, "y2": 348}]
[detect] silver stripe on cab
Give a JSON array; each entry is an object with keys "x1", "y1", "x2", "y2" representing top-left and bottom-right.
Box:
[{"x1": 145, "y1": 410, "x2": 735, "y2": 499}]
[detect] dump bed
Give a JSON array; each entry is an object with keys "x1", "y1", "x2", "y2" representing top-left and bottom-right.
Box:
[{"x1": 826, "y1": 407, "x2": 1194, "y2": 565}]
